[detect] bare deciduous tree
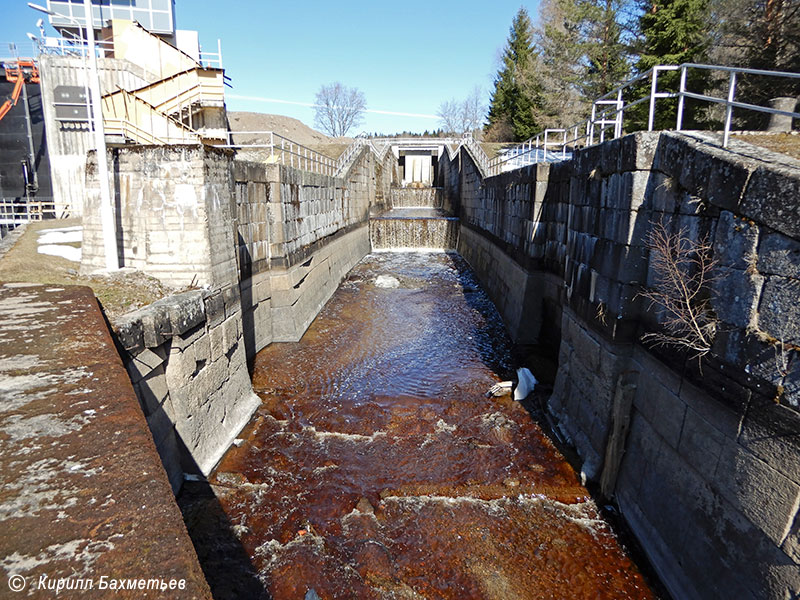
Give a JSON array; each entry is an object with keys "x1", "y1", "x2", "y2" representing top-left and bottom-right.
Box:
[
  {"x1": 313, "y1": 82, "x2": 366, "y2": 137},
  {"x1": 639, "y1": 222, "x2": 718, "y2": 359},
  {"x1": 437, "y1": 99, "x2": 462, "y2": 133},
  {"x1": 437, "y1": 87, "x2": 486, "y2": 134}
]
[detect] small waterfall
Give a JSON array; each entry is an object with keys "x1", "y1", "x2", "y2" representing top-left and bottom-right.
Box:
[
  {"x1": 370, "y1": 212, "x2": 459, "y2": 251},
  {"x1": 390, "y1": 188, "x2": 443, "y2": 209},
  {"x1": 371, "y1": 187, "x2": 458, "y2": 251}
]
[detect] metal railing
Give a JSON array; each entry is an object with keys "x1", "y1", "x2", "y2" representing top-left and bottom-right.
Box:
[
  {"x1": 214, "y1": 62, "x2": 800, "y2": 180},
  {"x1": 33, "y1": 33, "x2": 223, "y2": 71},
  {"x1": 676, "y1": 63, "x2": 800, "y2": 145},
  {"x1": 222, "y1": 131, "x2": 338, "y2": 176},
  {"x1": 37, "y1": 36, "x2": 115, "y2": 58},
  {"x1": 485, "y1": 63, "x2": 800, "y2": 176},
  {"x1": 335, "y1": 134, "x2": 370, "y2": 174},
  {"x1": 485, "y1": 129, "x2": 574, "y2": 175},
  {"x1": 0, "y1": 198, "x2": 56, "y2": 225},
  {"x1": 0, "y1": 42, "x2": 39, "y2": 62},
  {"x1": 339, "y1": 134, "x2": 481, "y2": 176},
  {"x1": 104, "y1": 118, "x2": 194, "y2": 145},
  {"x1": 198, "y1": 39, "x2": 223, "y2": 69}
]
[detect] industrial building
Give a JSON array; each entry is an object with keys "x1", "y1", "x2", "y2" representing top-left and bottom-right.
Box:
[{"x1": 0, "y1": 0, "x2": 225, "y2": 231}]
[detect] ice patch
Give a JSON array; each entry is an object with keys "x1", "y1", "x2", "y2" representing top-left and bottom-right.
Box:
[
  {"x1": 374, "y1": 275, "x2": 400, "y2": 288},
  {"x1": 0, "y1": 355, "x2": 43, "y2": 372},
  {"x1": 0, "y1": 411, "x2": 91, "y2": 442},
  {"x1": 0, "y1": 538, "x2": 114, "y2": 578}
]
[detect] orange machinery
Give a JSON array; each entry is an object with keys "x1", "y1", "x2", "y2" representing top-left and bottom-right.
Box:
[{"x1": 0, "y1": 59, "x2": 40, "y2": 122}]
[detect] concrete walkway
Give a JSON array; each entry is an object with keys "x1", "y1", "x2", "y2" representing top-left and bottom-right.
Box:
[{"x1": 0, "y1": 283, "x2": 210, "y2": 599}]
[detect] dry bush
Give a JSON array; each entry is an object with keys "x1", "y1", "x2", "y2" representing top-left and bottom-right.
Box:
[
  {"x1": 483, "y1": 119, "x2": 515, "y2": 142},
  {"x1": 639, "y1": 221, "x2": 718, "y2": 359}
]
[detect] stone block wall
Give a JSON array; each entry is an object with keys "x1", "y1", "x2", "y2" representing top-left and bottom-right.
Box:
[
  {"x1": 437, "y1": 146, "x2": 461, "y2": 215},
  {"x1": 450, "y1": 131, "x2": 800, "y2": 599},
  {"x1": 444, "y1": 148, "x2": 570, "y2": 348},
  {"x1": 82, "y1": 145, "x2": 239, "y2": 289},
  {"x1": 270, "y1": 226, "x2": 370, "y2": 341},
  {"x1": 269, "y1": 147, "x2": 379, "y2": 269},
  {"x1": 264, "y1": 146, "x2": 394, "y2": 342},
  {"x1": 113, "y1": 287, "x2": 260, "y2": 493},
  {"x1": 232, "y1": 160, "x2": 272, "y2": 278},
  {"x1": 611, "y1": 346, "x2": 800, "y2": 600}
]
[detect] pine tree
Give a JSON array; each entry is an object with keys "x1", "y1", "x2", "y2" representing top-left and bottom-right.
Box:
[
  {"x1": 486, "y1": 8, "x2": 542, "y2": 141},
  {"x1": 534, "y1": 0, "x2": 588, "y2": 128},
  {"x1": 519, "y1": 0, "x2": 633, "y2": 132},
  {"x1": 580, "y1": 0, "x2": 631, "y2": 100},
  {"x1": 629, "y1": 0, "x2": 711, "y2": 130}
]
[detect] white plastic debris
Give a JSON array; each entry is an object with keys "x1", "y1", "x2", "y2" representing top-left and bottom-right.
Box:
[{"x1": 513, "y1": 368, "x2": 538, "y2": 401}]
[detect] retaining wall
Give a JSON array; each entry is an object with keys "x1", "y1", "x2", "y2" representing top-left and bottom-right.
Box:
[
  {"x1": 448, "y1": 131, "x2": 800, "y2": 600},
  {"x1": 82, "y1": 144, "x2": 395, "y2": 492}
]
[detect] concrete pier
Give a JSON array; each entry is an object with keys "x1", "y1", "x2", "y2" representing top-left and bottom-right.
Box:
[{"x1": 0, "y1": 283, "x2": 210, "y2": 598}]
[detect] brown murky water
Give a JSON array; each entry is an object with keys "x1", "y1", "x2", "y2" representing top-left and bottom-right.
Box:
[{"x1": 186, "y1": 252, "x2": 654, "y2": 600}]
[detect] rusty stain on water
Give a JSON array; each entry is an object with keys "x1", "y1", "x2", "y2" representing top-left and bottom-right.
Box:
[{"x1": 187, "y1": 252, "x2": 655, "y2": 599}]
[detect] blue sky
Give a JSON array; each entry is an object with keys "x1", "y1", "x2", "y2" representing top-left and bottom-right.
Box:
[{"x1": 0, "y1": 0, "x2": 541, "y2": 134}]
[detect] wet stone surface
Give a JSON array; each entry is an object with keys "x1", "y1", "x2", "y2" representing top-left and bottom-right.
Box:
[
  {"x1": 0, "y1": 283, "x2": 210, "y2": 599},
  {"x1": 182, "y1": 253, "x2": 655, "y2": 599}
]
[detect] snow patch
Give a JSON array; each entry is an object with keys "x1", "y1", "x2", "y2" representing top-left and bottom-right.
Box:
[
  {"x1": 38, "y1": 244, "x2": 81, "y2": 263},
  {"x1": 38, "y1": 230, "x2": 82, "y2": 245}
]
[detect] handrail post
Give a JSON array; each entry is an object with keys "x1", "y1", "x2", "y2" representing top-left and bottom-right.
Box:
[
  {"x1": 270, "y1": 132, "x2": 274, "y2": 163},
  {"x1": 676, "y1": 65, "x2": 687, "y2": 131},
  {"x1": 543, "y1": 131, "x2": 548, "y2": 162},
  {"x1": 723, "y1": 71, "x2": 737, "y2": 147},
  {"x1": 615, "y1": 88, "x2": 623, "y2": 138},
  {"x1": 589, "y1": 104, "x2": 597, "y2": 145},
  {"x1": 648, "y1": 68, "x2": 658, "y2": 131}
]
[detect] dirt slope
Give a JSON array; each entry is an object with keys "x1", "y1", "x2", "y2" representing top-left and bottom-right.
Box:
[{"x1": 227, "y1": 112, "x2": 332, "y2": 147}]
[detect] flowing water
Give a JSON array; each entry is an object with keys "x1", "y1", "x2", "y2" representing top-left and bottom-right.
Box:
[
  {"x1": 370, "y1": 209, "x2": 459, "y2": 251},
  {"x1": 183, "y1": 252, "x2": 655, "y2": 599}
]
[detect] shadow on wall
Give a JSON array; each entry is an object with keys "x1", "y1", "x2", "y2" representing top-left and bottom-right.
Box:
[
  {"x1": 179, "y1": 479, "x2": 270, "y2": 600},
  {"x1": 237, "y1": 238, "x2": 256, "y2": 373},
  {"x1": 100, "y1": 302, "x2": 268, "y2": 599}
]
